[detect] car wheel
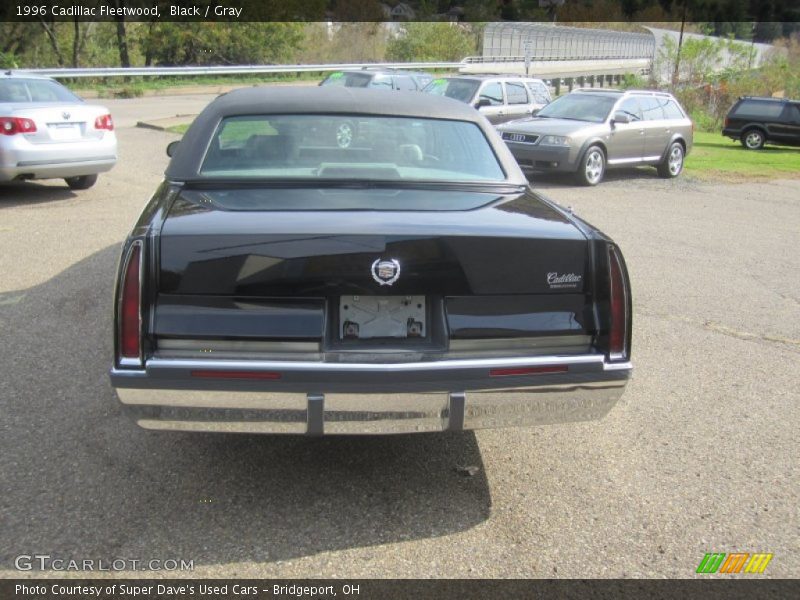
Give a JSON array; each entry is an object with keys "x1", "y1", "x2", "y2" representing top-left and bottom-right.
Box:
[
  {"x1": 657, "y1": 142, "x2": 684, "y2": 178},
  {"x1": 575, "y1": 146, "x2": 605, "y2": 186},
  {"x1": 741, "y1": 128, "x2": 765, "y2": 150},
  {"x1": 64, "y1": 174, "x2": 98, "y2": 190},
  {"x1": 335, "y1": 121, "x2": 356, "y2": 149}
]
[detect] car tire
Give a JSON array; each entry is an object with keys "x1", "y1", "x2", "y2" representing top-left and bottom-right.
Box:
[
  {"x1": 657, "y1": 142, "x2": 685, "y2": 178},
  {"x1": 335, "y1": 121, "x2": 357, "y2": 149},
  {"x1": 741, "y1": 128, "x2": 765, "y2": 150},
  {"x1": 575, "y1": 145, "x2": 605, "y2": 186},
  {"x1": 64, "y1": 174, "x2": 98, "y2": 190}
]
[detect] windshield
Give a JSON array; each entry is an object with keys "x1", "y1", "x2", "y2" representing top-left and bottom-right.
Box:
[
  {"x1": 200, "y1": 115, "x2": 506, "y2": 182},
  {"x1": 422, "y1": 78, "x2": 480, "y2": 103},
  {"x1": 536, "y1": 94, "x2": 618, "y2": 123},
  {"x1": 0, "y1": 78, "x2": 82, "y2": 103}
]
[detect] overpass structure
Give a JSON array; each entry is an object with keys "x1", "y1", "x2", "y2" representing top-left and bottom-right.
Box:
[
  {"x1": 461, "y1": 22, "x2": 655, "y2": 86},
  {"x1": 461, "y1": 22, "x2": 776, "y2": 90}
]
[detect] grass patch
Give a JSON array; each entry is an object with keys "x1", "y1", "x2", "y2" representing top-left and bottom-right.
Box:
[
  {"x1": 166, "y1": 123, "x2": 190, "y2": 134},
  {"x1": 685, "y1": 131, "x2": 800, "y2": 181}
]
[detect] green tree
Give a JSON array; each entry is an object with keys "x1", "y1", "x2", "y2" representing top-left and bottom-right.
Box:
[
  {"x1": 141, "y1": 22, "x2": 304, "y2": 66},
  {"x1": 386, "y1": 23, "x2": 477, "y2": 62}
]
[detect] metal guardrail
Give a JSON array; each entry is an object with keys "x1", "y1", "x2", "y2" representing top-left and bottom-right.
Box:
[
  {"x1": 464, "y1": 55, "x2": 650, "y2": 63},
  {"x1": 16, "y1": 62, "x2": 464, "y2": 79}
]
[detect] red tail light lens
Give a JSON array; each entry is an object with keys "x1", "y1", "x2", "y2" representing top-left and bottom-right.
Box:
[
  {"x1": 0, "y1": 117, "x2": 37, "y2": 135},
  {"x1": 608, "y1": 246, "x2": 629, "y2": 360},
  {"x1": 724, "y1": 117, "x2": 729, "y2": 128},
  {"x1": 119, "y1": 242, "x2": 142, "y2": 362},
  {"x1": 490, "y1": 365, "x2": 568, "y2": 377},
  {"x1": 94, "y1": 114, "x2": 114, "y2": 131},
  {"x1": 191, "y1": 370, "x2": 282, "y2": 380}
]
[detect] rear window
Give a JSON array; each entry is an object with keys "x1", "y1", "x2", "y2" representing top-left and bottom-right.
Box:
[
  {"x1": 423, "y1": 78, "x2": 480, "y2": 103},
  {"x1": 732, "y1": 100, "x2": 786, "y2": 118},
  {"x1": 662, "y1": 100, "x2": 685, "y2": 119},
  {"x1": 0, "y1": 78, "x2": 81, "y2": 103},
  {"x1": 526, "y1": 82, "x2": 550, "y2": 104},
  {"x1": 200, "y1": 115, "x2": 506, "y2": 182},
  {"x1": 640, "y1": 97, "x2": 665, "y2": 120},
  {"x1": 505, "y1": 82, "x2": 529, "y2": 105}
]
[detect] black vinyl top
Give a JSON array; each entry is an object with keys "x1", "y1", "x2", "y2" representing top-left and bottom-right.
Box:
[{"x1": 164, "y1": 85, "x2": 526, "y2": 183}]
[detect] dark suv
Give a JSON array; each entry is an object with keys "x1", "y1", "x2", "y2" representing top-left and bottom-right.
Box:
[
  {"x1": 723, "y1": 97, "x2": 800, "y2": 150},
  {"x1": 319, "y1": 68, "x2": 432, "y2": 92}
]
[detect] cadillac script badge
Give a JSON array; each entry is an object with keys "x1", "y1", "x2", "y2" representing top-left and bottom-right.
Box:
[{"x1": 371, "y1": 259, "x2": 401, "y2": 286}]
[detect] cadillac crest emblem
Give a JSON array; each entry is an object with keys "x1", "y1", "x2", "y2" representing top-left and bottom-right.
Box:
[{"x1": 371, "y1": 258, "x2": 401, "y2": 286}]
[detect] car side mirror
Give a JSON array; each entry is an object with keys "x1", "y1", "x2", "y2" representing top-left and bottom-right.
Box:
[
  {"x1": 166, "y1": 140, "x2": 180, "y2": 157},
  {"x1": 612, "y1": 111, "x2": 631, "y2": 125},
  {"x1": 530, "y1": 108, "x2": 540, "y2": 116},
  {"x1": 474, "y1": 98, "x2": 491, "y2": 109}
]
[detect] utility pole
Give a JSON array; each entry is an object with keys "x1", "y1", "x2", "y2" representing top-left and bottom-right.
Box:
[{"x1": 673, "y1": 1, "x2": 687, "y2": 87}]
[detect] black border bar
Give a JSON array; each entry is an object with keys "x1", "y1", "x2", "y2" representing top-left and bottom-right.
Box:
[
  {"x1": 2, "y1": 0, "x2": 800, "y2": 23},
  {"x1": 2, "y1": 579, "x2": 799, "y2": 600}
]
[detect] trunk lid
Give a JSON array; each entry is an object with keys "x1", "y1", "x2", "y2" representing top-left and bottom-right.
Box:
[
  {"x1": 5, "y1": 103, "x2": 110, "y2": 144},
  {"x1": 158, "y1": 187, "x2": 589, "y2": 297}
]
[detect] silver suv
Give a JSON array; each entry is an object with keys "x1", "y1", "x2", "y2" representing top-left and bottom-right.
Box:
[
  {"x1": 422, "y1": 75, "x2": 552, "y2": 125},
  {"x1": 496, "y1": 89, "x2": 693, "y2": 185}
]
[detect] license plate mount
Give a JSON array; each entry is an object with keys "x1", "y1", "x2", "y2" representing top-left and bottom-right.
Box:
[{"x1": 339, "y1": 295, "x2": 426, "y2": 339}]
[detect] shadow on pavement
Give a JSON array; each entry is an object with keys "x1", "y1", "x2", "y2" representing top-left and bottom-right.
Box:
[
  {"x1": 0, "y1": 181, "x2": 77, "y2": 207},
  {"x1": 0, "y1": 245, "x2": 491, "y2": 570},
  {"x1": 529, "y1": 166, "x2": 663, "y2": 188}
]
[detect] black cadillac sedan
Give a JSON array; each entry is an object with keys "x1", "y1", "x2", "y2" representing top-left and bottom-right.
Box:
[{"x1": 110, "y1": 86, "x2": 632, "y2": 435}]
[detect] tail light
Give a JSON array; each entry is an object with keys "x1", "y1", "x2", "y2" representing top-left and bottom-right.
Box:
[
  {"x1": 724, "y1": 117, "x2": 729, "y2": 128},
  {"x1": 608, "y1": 245, "x2": 630, "y2": 361},
  {"x1": 94, "y1": 114, "x2": 114, "y2": 131},
  {"x1": 0, "y1": 117, "x2": 37, "y2": 135},
  {"x1": 490, "y1": 365, "x2": 568, "y2": 377},
  {"x1": 118, "y1": 241, "x2": 143, "y2": 365}
]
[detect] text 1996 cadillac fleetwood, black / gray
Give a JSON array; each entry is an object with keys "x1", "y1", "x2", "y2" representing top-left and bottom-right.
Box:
[{"x1": 109, "y1": 86, "x2": 632, "y2": 435}]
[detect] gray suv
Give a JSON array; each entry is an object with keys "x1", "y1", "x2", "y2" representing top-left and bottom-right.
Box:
[
  {"x1": 497, "y1": 89, "x2": 693, "y2": 185},
  {"x1": 422, "y1": 75, "x2": 552, "y2": 125}
]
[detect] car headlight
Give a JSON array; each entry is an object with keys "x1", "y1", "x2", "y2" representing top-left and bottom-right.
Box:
[{"x1": 540, "y1": 135, "x2": 570, "y2": 146}]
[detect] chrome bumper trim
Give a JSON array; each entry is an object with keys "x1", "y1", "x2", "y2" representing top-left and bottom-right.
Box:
[
  {"x1": 119, "y1": 384, "x2": 625, "y2": 434},
  {"x1": 114, "y1": 353, "x2": 624, "y2": 374},
  {"x1": 113, "y1": 353, "x2": 631, "y2": 435}
]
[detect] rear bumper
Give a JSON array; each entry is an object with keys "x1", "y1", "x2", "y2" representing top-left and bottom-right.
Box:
[
  {"x1": 0, "y1": 134, "x2": 117, "y2": 181},
  {"x1": 110, "y1": 355, "x2": 631, "y2": 435}
]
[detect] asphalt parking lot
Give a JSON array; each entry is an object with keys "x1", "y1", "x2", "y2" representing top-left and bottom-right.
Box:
[{"x1": 0, "y1": 95, "x2": 798, "y2": 578}]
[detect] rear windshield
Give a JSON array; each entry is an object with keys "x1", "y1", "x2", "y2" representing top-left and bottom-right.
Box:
[
  {"x1": 199, "y1": 115, "x2": 506, "y2": 182},
  {"x1": 319, "y1": 72, "x2": 373, "y2": 88},
  {"x1": 0, "y1": 78, "x2": 81, "y2": 103},
  {"x1": 537, "y1": 94, "x2": 618, "y2": 123},
  {"x1": 422, "y1": 78, "x2": 481, "y2": 103}
]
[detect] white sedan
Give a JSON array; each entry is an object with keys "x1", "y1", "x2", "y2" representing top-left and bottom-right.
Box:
[{"x1": 0, "y1": 71, "x2": 117, "y2": 190}]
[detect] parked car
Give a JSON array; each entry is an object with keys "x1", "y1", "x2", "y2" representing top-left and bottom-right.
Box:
[
  {"x1": 422, "y1": 75, "x2": 552, "y2": 125},
  {"x1": 496, "y1": 89, "x2": 693, "y2": 185},
  {"x1": 109, "y1": 86, "x2": 632, "y2": 436},
  {"x1": 722, "y1": 96, "x2": 800, "y2": 150},
  {"x1": 318, "y1": 68, "x2": 433, "y2": 149},
  {"x1": 319, "y1": 67, "x2": 433, "y2": 91},
  {"x1": 0, "y1": 71, "x2": 117, "y2": 189}
]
